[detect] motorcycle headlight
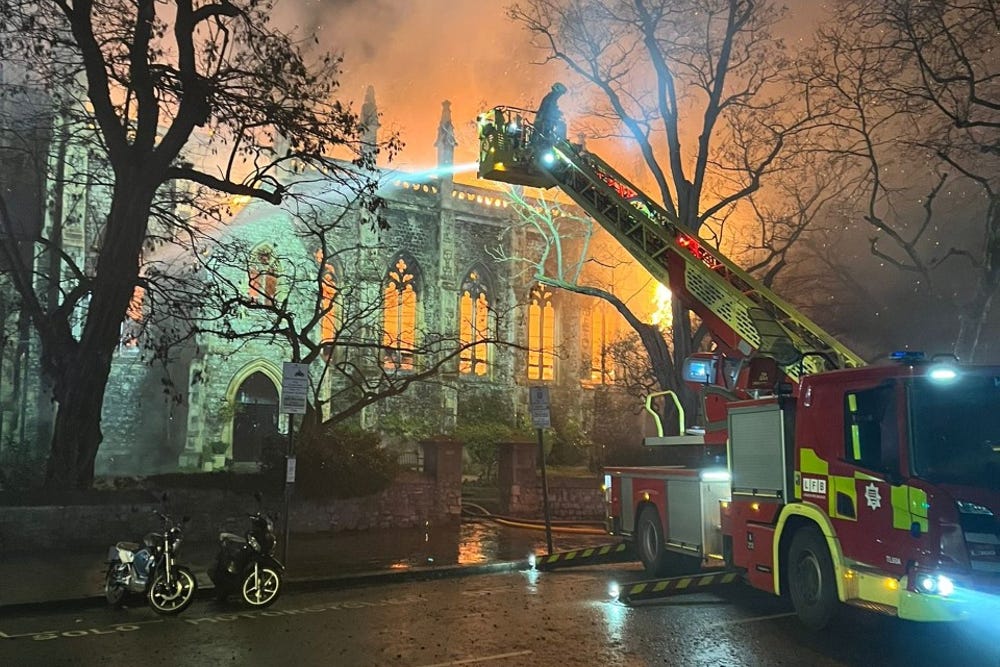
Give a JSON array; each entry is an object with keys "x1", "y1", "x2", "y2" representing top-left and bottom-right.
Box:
[{"x1": 248, "y1": 535, "x2": 262, "y2": 552}]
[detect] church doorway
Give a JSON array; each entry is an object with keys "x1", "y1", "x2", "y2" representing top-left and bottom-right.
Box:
[{"x1": 232, "y1": 371, "x2": 279, "y2": 463}]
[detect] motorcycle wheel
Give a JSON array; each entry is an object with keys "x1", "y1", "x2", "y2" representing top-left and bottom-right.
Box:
[
  {"x1": 240, "y1": 565, "x2": 281, "y2": 608},
  {"x1": 105, "y1": 565, "x2": 127, "y2": 608},
  {"x1": 147, "y1": 566, "x2": 197, "y2": 615}
]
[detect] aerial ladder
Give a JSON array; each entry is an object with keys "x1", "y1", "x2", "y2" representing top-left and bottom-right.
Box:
[{"x1": 476, "y1": 106, "x2": 866, "y2": 396}]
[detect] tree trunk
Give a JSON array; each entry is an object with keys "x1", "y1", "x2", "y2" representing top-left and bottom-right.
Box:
[
  {"x1": 46, "y1": 348, "x2": 113, "y2": 487},
  {"x1": 44, "y1": 181, "x2": 154, "y2": 489},
  {"x1": 669, "y1": 297, "x2": 697, "y2": 429},
  {"x1": 954, "y1": 293, "x2": 995, "y2": 363}
]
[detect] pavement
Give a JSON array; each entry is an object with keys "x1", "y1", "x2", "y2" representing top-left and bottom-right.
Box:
[{"x1": 0, "y1": 519, "x2": 616, "y2": 615}]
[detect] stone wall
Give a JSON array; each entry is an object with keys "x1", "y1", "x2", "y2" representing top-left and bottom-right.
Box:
[
  {"x1": 497, "y1": 441, "x2": 605, "y2": 521},
  {"x1": 0, "y1": 440, "x2": 464, "y2": 553},
  {"x1": 503, "y1": 475, "x2": 606, "y2": 521}
]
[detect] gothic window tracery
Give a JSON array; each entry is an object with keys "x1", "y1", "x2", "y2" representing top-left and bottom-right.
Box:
[
  {"x1": 383, "y1": 255, "x2": 419, "y2": 371},
  {"x1": 527, "y1": 283, "x2": 555, "y2": 381},
  {"x1": 459, "y1": 268, "x2": 493, "y2": 376},
  {"x1": 315, "y1": 250, "x2": 338, "y2": 344},
  {"x1": 248, "y1": 246, "x2": 279, "y2": 305},
  {"x1": 590, "y1": 303, "x2": 617, "y2": 384}
]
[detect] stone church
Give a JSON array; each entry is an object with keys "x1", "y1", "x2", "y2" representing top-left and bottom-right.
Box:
[{"x1": 2, "y1": 88, "x2": 650, "y2": 478}]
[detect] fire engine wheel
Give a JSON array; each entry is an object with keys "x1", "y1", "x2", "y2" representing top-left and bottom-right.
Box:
[
  {"x1": 635, "y1": 507, "x2": 698, "y2": 577},
  {"x1": 788, "y1": 527, "x2": 839, "y2": 630}
]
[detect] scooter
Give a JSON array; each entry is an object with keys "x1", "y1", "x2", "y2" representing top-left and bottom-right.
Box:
[
  {"x1": 208, "y1": 493, "x2": 283, "y2": 608},
  {"x1": 105, "y1": 506, "x2": 198, "y2": 615}
]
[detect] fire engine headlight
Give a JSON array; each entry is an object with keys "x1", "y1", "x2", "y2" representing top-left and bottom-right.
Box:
[
  {"x1": 528, "y1": 553, "x2": 536, "y2": 569},
  {"x1": 928, "y1": 365, "x2": 958, "y2": 382},
  {"x1": 608, "y1": 581, "x2": 620, "y2": 599},
  {"x1": 916, "y1": 573, "x2": 955, "y2": 597},
  {"x1": 700, "y1": 469, "x2": 731, "y2": 483},
  {"x1": 542, "y1": 151, "x2": 556, "y2": 165}
]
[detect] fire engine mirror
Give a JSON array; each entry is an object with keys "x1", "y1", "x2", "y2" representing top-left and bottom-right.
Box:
[{"x1": 683, "y1": 357, "x2": 716, "y2": 383}]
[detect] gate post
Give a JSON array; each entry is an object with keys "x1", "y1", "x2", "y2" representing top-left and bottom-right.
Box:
[{"x1": 498, "y1": 440, "x2": 538, "y2": 516}]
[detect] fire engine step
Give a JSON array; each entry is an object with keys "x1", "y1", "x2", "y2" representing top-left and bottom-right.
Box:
[
  {"x1": 617, "y1": 570, "x2": 741, "y2": 604},
  {"x1": 533, "y1": 542, "x2": 634, "y2": 571}
]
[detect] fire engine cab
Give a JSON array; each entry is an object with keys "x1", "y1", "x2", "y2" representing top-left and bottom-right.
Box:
[{"x1": 476, "y1": 106, "x2": 1000, "y2": 628}]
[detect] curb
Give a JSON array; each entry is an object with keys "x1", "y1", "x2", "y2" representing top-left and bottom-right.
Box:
[{"x1": 0, "y1": 559, "x2": 532, "y2": 618}]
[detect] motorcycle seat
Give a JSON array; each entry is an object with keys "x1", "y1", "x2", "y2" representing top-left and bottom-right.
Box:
[
  {"x1": 219, "y1": 532, "x2": 247, "y2": 544},
  {"x1": 116, "y1": 541, "x2": 140, "y2": 551}
]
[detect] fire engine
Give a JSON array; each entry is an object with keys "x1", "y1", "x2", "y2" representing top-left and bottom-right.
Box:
[{"x1": 476, "y1": 106, "x2": 1000, "y2": 628}]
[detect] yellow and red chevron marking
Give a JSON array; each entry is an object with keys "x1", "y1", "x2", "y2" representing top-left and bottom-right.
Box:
[
  {"x1": 534, "y1": 543, "x2": 633, "y2": 570},
  {"x1": 619, "y1": 571, "x2": 740, "y2": 603}
]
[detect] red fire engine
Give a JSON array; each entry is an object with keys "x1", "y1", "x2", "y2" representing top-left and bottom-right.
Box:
[{"x1": 477, "y1": 107, "x2": 1000, "y2": 628}]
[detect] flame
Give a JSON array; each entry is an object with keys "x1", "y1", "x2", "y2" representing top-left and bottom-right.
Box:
[{"x1": 651, "y1": 283, "x2": 673, "y2": 328}]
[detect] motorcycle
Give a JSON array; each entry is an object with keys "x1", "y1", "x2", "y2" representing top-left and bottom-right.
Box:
[
  {"x1": 104, "y1": 508, "x2": 198, "y2": 615},
  {"x1": 208, "y1": 493, "x2": 283, "y2": 608}
]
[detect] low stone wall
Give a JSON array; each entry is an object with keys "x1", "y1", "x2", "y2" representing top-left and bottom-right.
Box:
[
  {"x1": 0, "y1": 480, "x2": 457, "y2": 553},
  {"x1": 497, "y1": 441, "x2": 605, "y2": 521},
  {"x1": 505, "y1": 475, "x2": 605, "y2": 521},
  {"x1": 0, "y1": 439, "x2": 465, "y2": 554}
]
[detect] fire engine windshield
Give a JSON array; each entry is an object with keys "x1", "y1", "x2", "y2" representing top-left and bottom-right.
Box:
[{"x1": 909, "y1": 374, "x2": 1000, "y2": 490}]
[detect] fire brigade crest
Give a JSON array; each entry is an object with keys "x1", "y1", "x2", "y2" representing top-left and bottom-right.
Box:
[{"x1": 864, "y1": 483, "x2": 882, "y2": 510}]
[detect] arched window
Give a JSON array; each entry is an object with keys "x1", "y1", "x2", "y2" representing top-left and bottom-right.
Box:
[
  {"x1": 527, "y1": 283, "x2": 555, "y2": 381},
  {"x1": 249, "y1": 246, "x2": 279, "y2": 304},
  {"x1": 315, "y1": 251, "x2": 338, "y2": 344},
  {"x1": 459, "y1": 268, "x2": 493, "y2": 376},
  {"x1": 383, "y1": 255, "x2": 418, "y2": 371},
  {"x1": 590, "y1": 303, "x2": 616, "y2": 384},
  {"x1": 120, "y1": 285, "x2": 145, "y2": 349}
]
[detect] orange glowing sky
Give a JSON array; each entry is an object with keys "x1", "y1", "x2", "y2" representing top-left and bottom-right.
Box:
[
  {"x1": 294, "y1": 1, "x2": 823, "y2": 175},
  {"x1": 299, "y1": 1, "x2": 558, "y2": 173}
]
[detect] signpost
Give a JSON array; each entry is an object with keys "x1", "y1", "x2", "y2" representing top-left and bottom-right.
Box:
[
  {"x1": 529, "y1": 387, "x2": 554, "y2": 554},
  {"x1": 280, "y1": 362, "x2": 309, "y2": 564}
]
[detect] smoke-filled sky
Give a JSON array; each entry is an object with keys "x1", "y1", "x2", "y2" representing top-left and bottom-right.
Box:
[
  {"x1": 290, "y1": 1, "x2": 558, "y2": 172},
  {"x1": 284, "y1": 1, "x2": 823, "y2": 173}
]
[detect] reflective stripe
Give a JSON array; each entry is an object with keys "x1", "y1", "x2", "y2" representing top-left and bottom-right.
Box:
[{"x1": 846, "y1": 393, "x2": 862, "y2": 458}]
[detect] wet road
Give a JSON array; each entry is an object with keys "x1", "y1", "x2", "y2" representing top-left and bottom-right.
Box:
[{"x1": 2, "y1": 564, "x2": 998, "y2": 666}]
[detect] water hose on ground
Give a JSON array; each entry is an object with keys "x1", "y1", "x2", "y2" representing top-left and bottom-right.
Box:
[{"x1": 462, "y1": 501, "x2": 607, "y2": 535}]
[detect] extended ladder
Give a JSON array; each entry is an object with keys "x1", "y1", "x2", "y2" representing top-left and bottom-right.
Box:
[{"x1": 477, "y1": 107, "x2": 866, "y2": 380}]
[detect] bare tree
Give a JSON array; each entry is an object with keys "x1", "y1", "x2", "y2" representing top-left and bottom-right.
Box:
[
  {"x1": 489, "y1": 185, "x2": 679, "y2": 423},
  {"x1": 509, "y1": 0, "x2": 828, "y2": 416},
  {"x1": 0, "y1": 0, "x2": 400, "y2": 488},
  {"x1": 810, "y1": 0, "x2": 1000, "y2": 360}
]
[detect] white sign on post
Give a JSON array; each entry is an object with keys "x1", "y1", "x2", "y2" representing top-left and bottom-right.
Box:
[
  {"x1": 529, "y1": 386, "x2": 551, "y2": 428},
  {"x1": 280, "y1": 362, "x2": 309, "y2": 415}
]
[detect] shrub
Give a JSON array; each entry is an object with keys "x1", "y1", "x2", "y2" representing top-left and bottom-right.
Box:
[
  {"x1": 0, "y1": 437, "x2": 45, "y2": 492},
  {"x1": 456, "y1": 391, "x2": 531, "y2": 480},
  {"x1": 295, "y1": 424, "x2": 399, "y2": 500},
  {"x1": 548, "y1": 417, "x2": 588, "y2": 467},
  {"x1": 455, "y1": 421, "x2": 521, "y2": 481}
]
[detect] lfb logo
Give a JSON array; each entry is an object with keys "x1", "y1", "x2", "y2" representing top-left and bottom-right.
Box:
[{"x1": 802, "y1": 477, "x2": 827, "y2": 495}]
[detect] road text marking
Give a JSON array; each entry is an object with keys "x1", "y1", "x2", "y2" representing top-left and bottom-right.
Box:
[{"x1": 418, "y1": 650, "x2": 535, "y2": 666}]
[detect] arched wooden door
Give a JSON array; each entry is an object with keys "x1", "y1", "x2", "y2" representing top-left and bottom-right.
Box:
[{"x1": 232, "y1": 372, "x2": 279, "y2": 463}]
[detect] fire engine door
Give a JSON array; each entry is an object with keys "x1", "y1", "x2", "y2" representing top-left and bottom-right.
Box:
[{"x1": 826, "y1": 384, "x2": 908, "y2": 575}]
